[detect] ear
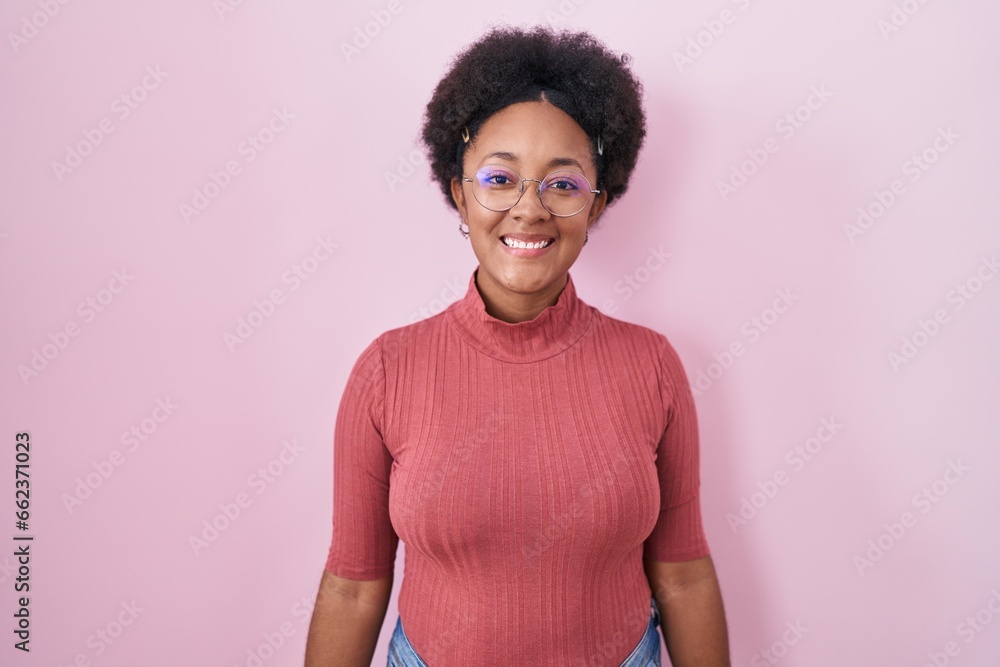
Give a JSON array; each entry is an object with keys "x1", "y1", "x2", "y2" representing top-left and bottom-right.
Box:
[
  {"x1": 586, "y1": 190, "x2": 608, "y2": 227},
  {"x1": 450, "y1": 176, "x2": 468, "y2": 220}
]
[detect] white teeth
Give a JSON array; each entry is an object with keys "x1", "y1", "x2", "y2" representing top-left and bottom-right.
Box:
[{"x1": 502, "y1": 237, "x2": 553, "y2": 249}]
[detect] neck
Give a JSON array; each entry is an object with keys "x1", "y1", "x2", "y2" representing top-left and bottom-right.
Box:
[
  {"x1": 446, "y1": 268, "x2": 592, "y2": 363},
  {"x1": 475, "y1": 271, "x2": 569, "y2": 323}
]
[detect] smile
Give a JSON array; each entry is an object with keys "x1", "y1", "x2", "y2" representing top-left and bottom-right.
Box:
[
  {"x1": 501, "y1": 236, "x2": 554, "y2": 249},
  {"x1": 498, "y1": 235, "x2": 556, "y2": 258}
]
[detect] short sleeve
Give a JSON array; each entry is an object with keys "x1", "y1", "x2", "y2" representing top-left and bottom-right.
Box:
[
  {"x1": 642, "y1": 336, "x2": 711, "y2": 562},
  {"x1": 324, "y1": 337, "x2": 399, "y2": 580}
]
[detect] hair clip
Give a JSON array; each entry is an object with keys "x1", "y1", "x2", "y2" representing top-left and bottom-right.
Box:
[
  {"x1": 462, "y1": 126, "x2": 470, "y2": 143},
  {"x1": 597, "y1": 134, "x2": 604, "y2": 156}
]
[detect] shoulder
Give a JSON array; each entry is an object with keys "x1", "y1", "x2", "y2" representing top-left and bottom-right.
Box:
[
  {"x1": 590, "y1": 309, "x2": 691, "y2": 387},
  {"x1": 590, "y1": 308, "x2": 674, "y2": 356},
  {"x1": 362, "y1": 308, "x2": 452, "y2": 366}
]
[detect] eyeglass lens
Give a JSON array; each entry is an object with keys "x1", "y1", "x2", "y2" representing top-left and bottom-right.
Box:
[{"x1": 471, "y1": 165, "x2": 593, "y2": 216}]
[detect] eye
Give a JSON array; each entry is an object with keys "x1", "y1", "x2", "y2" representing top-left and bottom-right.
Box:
[
  {"x1": 477, "y1": 167, "x2": 518, "y2": 187},
  {"x1": 544, "y1": 172, "x2": 586, "y2": 193}
]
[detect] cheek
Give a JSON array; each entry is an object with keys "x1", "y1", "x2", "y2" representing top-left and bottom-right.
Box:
[{"x1": 469, "y1": 211, "x2": 504, "y2": 232}]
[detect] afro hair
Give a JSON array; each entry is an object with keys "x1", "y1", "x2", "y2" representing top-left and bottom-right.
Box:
[{"x1": 420, "y1": 25, "x2": 646, "y2": 219}]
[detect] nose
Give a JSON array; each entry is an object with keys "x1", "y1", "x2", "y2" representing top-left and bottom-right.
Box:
[{"x1": 509, "y1": 178, "x2": 549, "y2": 220}]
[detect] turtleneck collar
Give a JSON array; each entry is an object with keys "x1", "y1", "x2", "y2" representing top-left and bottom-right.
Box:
[{"x1": 445, "y1": 267, "x2": 594, "y2": 363}]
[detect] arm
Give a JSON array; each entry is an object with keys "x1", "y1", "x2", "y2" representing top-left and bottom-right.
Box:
[
  {"x1": 304, "y1": 570, "x2": 393, "y2": 667},
  {"x1": 309, "y1": 337, "x2": 398, "y2": 664},
  {"x1": 643, "y1": 336, "x2": 729, "y2": 664},
  {"x1": 644, "y1": 555, "x2": 730, "y2": 666}
]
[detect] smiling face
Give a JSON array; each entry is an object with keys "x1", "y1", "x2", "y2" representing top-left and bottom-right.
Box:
[{"x1": 450, "y1": 99, "x2": 607, "y2": 321}]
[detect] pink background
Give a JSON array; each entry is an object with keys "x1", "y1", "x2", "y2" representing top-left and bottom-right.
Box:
[{"x1": 2, "y1": 1, "x2": 999, "y2": 665}]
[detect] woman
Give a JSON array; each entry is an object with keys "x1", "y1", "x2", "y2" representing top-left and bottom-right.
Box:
[{"x1": 305, "y1": 25, "x2": 730, "y2": 667}]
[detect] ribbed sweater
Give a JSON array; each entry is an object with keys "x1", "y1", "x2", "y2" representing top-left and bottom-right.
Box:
[{"x1": 325, "y1": 267, "x2": 710, "y2": 666}]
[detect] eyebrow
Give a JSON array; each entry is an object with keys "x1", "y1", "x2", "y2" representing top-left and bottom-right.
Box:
[{"x1": 480, "y1": 151, "x2": 585, "y2": 171}]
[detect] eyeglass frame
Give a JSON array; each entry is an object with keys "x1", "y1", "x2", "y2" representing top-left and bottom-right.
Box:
[{"x1": 461, "y1": 164, "x2": 602, "y2": 218}]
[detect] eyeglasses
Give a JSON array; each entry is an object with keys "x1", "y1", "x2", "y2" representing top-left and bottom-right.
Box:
[{"x1": 462, "y1": 164, "x2": 601, "y2": 217}]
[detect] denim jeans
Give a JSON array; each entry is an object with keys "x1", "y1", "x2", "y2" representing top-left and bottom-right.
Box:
[{"x1": 386, "y1": 598, "x2": 662, "y2": 667}]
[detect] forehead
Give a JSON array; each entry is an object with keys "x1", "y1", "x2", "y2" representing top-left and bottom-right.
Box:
[{"x1": 468, "y1": 100, "x2": 593, "y2": 171}]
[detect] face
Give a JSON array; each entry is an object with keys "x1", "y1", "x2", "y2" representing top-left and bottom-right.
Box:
[{"x1": 450, "y1": 99, "x2": 607, "y2": 306}]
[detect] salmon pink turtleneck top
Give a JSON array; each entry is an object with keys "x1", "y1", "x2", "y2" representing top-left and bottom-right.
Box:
[{"x1": 325, "y1": 267, "x2": 710, "y2": 666}]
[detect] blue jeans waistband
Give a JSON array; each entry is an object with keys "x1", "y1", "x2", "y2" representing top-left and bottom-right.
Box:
[{"x1": 386, "y1": 598, "x2": 662, "y2": 667}]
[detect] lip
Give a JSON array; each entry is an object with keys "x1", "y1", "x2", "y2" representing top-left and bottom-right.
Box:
[
  {"x1": 499, "y1": 235, "x2": 556, "y2": 258},
  {"x1": 502, "y1": 233, "x2": 555, "y2": 243}
]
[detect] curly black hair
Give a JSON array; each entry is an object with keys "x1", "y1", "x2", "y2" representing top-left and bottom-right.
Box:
[{"x1": 420, "y1": 25, "x2": 646, "y2": 220}]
